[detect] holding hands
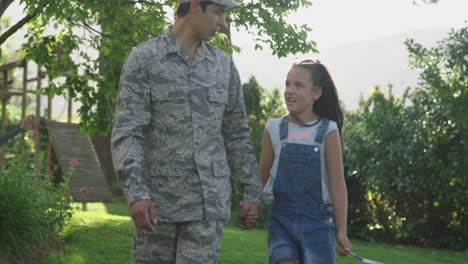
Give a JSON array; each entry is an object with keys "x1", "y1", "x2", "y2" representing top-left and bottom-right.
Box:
[{"x1": 239, "y1": 201, "x2": 258, "y2": 229}]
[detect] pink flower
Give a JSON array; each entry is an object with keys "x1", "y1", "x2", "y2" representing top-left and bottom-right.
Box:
[
  {"x1": 79, "y1": 187, "x2": 89, "y2": 198},
  {"x1": 70, "y1": 159, "x2": 79, "y2": 167}
]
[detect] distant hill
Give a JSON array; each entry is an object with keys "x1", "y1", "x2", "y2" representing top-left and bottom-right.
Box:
[
  {"x1": 323, "y1": 28, "x2": 451, "y2": 109},
  {"x1": 234, "y1": 27, "x2": 453, "y2": 110}
]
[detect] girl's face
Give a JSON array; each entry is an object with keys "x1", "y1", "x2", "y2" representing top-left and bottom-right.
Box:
[{"x1": 284, "y1": 66, "x2": 321, "y2": 116}]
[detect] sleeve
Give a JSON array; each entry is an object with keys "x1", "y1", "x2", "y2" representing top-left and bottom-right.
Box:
[
  {"x1": 222, "y1": 59, "x2": 262, "y2": 202},
  {"x1": 264, "y1": 119, "x2": 275, "y2": 137},
  {"x1": 325, "y1": 120, "x2": 338, "y2": 137},
  {"x1": 111, "y1": 47, "x2": 151, "y2": 206}
]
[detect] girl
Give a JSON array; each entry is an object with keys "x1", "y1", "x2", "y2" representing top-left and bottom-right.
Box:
[{"x1": 260, "y1": 60, "x2": 351, "y2": 264}]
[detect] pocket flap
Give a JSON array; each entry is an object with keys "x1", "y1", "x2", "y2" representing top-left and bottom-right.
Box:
[
  {"x1": 208, "y1": 87, "x2": 228, "y2": 105},
  {"x1": 151, "y1": 84, "x2": 187, "y2": 101}
]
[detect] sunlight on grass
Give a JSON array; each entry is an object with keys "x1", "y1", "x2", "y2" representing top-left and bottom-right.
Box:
[
  {"x1": 73, "y1": 202, "x2": 108, "y2": 213},
  {"x1": 46, "y1": 202, "x2": 468, "y2": 264},
  {"x1": 219, "y1": 228, "x2": 268, "y2": 263},
  {"x1": 46, "y1": 203, "x2": 133, "y2": 264}
]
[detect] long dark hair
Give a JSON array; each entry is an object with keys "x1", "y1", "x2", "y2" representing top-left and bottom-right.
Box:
[{"x1": 294, "y1": 60, "x2": 344, "y2": 135}]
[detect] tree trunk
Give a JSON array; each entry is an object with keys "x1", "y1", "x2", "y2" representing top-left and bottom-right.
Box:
[
  {"x1": 91, "y1": 133, "x2": 116, "y2": 186},
  {"x1": 0, "y1": 0, "x2": 14, "y2": 18}
]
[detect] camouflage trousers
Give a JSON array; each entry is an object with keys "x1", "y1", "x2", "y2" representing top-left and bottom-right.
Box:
[{"x1": 132, "y1": 220, "x2": 224, "y2": 264}]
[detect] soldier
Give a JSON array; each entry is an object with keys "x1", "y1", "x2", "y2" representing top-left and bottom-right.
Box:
[{"x1": 111, "y1": 0, "x2": 262, "y2": 263}]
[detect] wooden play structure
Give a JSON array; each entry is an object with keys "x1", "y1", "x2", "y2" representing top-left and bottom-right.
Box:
[{"x1": 0, "y1": 59, "x2": 112, "y2": 201}]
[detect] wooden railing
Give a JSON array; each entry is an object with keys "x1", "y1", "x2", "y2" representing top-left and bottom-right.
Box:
[{"x1": 0, "y1": 59, "x2": 74, "y2": 180}]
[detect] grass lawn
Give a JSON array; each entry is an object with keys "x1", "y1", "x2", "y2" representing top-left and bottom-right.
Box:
[{"x1": 46, "y1": 202, "x2": 467, "y2": 264}]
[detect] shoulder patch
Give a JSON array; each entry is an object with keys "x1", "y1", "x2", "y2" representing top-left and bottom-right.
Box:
[{"x1": 116, "y1": 96, "x2": 133, "y2": 112}]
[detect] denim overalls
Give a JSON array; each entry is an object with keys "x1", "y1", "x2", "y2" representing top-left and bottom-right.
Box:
[{"x1": 268, "y1": 116, "x2": 335, "y2": 264}]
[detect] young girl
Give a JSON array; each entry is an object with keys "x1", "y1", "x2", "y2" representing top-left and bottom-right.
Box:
[{"x1": 260, "y1": 60, "x2": 351, "y2": 264}]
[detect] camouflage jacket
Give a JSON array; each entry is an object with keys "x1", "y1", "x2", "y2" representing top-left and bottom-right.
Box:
[{"x1": 111, "y1": 27, "x2": 261, "y2": 222}]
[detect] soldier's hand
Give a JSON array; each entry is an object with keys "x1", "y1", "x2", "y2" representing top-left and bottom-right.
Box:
[
  {"x1": 130, "y1": 199, "x2": 157, "y2": 232},
  {"x1": 239, "y1": 201, "x2": 258, "y2": 230}
]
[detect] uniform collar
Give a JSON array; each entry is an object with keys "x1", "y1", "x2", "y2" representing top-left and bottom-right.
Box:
[{"x1": 161, "y1": 26, "x2": 214, "y2": 64}]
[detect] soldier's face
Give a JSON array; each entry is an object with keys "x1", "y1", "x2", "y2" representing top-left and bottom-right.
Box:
[{"x1": 192, "y1": 3, "x2": 227, "y2": 41}]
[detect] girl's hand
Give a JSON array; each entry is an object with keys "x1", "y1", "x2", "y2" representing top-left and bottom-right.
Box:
[
  {"x1": 239, "y1": 201, "x2": 258, "y2": 229},
  {"x1": 336, "y1": 231, "x2": 351, "y2": 256}
]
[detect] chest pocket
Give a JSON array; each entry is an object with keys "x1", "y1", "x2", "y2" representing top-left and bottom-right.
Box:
[
  {"x1": 197, "y1": 74, "x2": 227, "y2": 135},
  {"x1": 150, "y1": 84, "x2": 189, "y2": 130},
  {"x1": 208, "y1": 86, "x2": 228, "y2": 105},
  {"x1": 206, "y1": 71, "x2": 229, "y2": 104},
  {"x1": 277, "y1": 143, "x2": 322, "y2": 192}
]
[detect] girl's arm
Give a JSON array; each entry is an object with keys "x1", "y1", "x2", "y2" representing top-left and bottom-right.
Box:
[
  {"x1": 325, "y1": 130, "x2": 351, "y2": 255},
  {"x1": 259, "y1": 129, "x2": 274, "y2": 187}
]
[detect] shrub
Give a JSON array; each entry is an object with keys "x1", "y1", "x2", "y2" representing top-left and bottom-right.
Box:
[
  {"x1": 344, "y1": 26, "x2": 467, "y2": 250},
  {"x1": 0, "y1": 138, "x2": 73, "y2": 259}
]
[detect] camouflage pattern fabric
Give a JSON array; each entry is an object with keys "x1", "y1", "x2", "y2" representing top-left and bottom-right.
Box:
[
  {"x1": 111, "y1": 26, "x2": 261, "y2": 222},
  {"x1": 132, "y1": 220, "x2": 224, "y2": 264}
]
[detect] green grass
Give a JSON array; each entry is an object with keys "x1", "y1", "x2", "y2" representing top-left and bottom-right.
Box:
[
  {"x1": 45, "y1": 203, "x2": 133, "y2": 264},
  {"x1": 46, "y1": 203, "x2": 467, "y2": 264}
]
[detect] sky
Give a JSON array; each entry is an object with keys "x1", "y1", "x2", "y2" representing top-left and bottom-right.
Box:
[
  {"x1": 2, "y1": 0, "x2": 468, "y2": 111},
  {"x1": 232, "y1": 0, "x2": 468, "y2": 98}
]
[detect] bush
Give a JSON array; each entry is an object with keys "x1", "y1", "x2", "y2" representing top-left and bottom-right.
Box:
[
  {"x1": 344, "y1": 26, "x2": 467, "y2": 250},
  {"x1": 0, "y1": 138, "x2": 73, "y2": 260}
]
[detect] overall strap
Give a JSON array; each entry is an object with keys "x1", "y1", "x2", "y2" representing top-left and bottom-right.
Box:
[
  {"x1": 315, "y1": 119, "x2": 330, "y2": 143},
  {"x1": 279, "y1": 116, "x2": 289, "y2": 140}
]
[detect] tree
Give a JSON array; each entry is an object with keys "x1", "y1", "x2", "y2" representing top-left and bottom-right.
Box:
[
  {"x1": 0, "y1": 0, "x2": 317, "y2": 183},
  {"x1": 344, "y1": 25, "x2": 467, "y2": 249},
  {"x1": 242, "y1": 76, "x2": 286, "y2": 160},
  {"x1": 0, "y1": 0, "x2": 317, "y2": 134}
]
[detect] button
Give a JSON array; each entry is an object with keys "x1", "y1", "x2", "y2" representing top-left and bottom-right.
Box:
[{"x1": 314, "y1": 146, "x2": 319, "y2": 152}]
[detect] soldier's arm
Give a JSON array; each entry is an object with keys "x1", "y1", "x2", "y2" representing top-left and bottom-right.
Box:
[
  {"x1": 222, "y1": 60, "x2": 261, "y2": 202},
  {"x1": 111, "y1": 48, "x2": 151, "y2": 206}
]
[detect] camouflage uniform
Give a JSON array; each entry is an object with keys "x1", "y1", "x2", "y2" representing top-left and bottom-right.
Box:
[
  {"x1": 132, "y1": 221, "x2": 224, "y2": 264},
  {"x1": 111, "y1": 26, "x2": 261, "y2": 263}
]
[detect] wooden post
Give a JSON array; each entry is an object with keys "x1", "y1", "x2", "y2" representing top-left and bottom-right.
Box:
[
  {"x1": 36, "y1": 68, "x2": 42, "y2": 124},
  {"x1": 21, "y1": 60, "x2": 27, "y2": 120},
  {"x1": 0, "y1": 70, "x2": 7, "y2": 168},
  {"x1": 45, "y1": 95, "x2": 52, "y2": 180},
  {"x1": 35, "y1": 67, "x2": 42, "y2": 177},
  {"x1": 68, "y1": 89, "x2": 72, "y2": 123},
  {"x1": 0, "y1": 99, "x2": 6, "y2": 168}
]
